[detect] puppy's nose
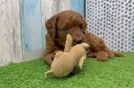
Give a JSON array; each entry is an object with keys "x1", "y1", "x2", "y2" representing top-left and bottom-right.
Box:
[{"x1": 73, "y1": 39, "x2": 82, "y2": 44}]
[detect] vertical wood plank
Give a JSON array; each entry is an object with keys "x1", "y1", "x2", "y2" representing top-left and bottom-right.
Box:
[
  {"x1": 41, "y1": 0, "x2": 58, "y2": 49},
  {"x1": 0, "y1": 0, "x2": 22, "y2": 66},
  {"x1": 71, "y1": 0, "x2": 85, "y2": 16},
  {"x1": 57, "y1": 0, "x2": 71, "y2": 12},
  {"x1": 41, "y1": 0, "x2": 57, "y2": 22},
  {"x1": 20, "y1": 0, "x2": 43, "y2": 51}
]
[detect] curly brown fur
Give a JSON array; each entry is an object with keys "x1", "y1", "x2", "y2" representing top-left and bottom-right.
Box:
[{"x1": 44, "y1": 10, "x2": 123, "y2": 65}]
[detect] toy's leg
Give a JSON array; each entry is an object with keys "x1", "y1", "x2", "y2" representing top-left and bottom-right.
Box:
[
  {"x1": 79, "y1": 55, "x2": 86, "y2": 70},
  {"x1": 45, "y1": 70, "x2": 53, "y2": 79}
]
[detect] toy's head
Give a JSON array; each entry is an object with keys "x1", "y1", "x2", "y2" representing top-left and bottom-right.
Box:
[
  {"x1": 66, "y1": 34, "x2": 73, "y2": 43},
  {"x1": 64, "y1": 34, "x2": 73, "y2": 52}
]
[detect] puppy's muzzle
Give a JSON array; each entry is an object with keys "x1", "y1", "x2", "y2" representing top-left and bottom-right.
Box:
[{"x1": 73, "y1": 39, "x2": 82, "y2": 44}]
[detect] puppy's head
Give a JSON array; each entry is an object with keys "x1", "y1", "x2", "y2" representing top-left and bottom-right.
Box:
[{"x1": 45, "y1": 10, "x2": 87, "y2": 46}]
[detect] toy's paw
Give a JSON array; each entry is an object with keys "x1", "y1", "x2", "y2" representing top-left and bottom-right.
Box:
[
  {"x1": 96, "y1": 51, "x2": 108, "y2": 61},
  {"x1": 44, "y1": 70, "x2": 53, "y2": 79},
  {"x1": 79, "y1": 64, "x2": 83, "y2": 70},
  {"x1": 44, "y1": 72, "x2": 48, "y2": 79}
]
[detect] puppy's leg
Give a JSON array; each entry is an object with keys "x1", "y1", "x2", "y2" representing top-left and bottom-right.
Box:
[
  {"x1": 104, "y1": 50, "x2": 124, "y2": 58},
  {"x1": 113, "y1": 51, "x2": 124, "y2": 57},
  {"x1": 95, "y1": 51, "x2": 108, "y2": 61},
  {"x1": 79, "y1": 55, "x2": 86, "y2": 70},
  {"x1": 44, "y1": 54, "x2": 55, "y2": 66},
  {"x1": 104, "y1": 50, "x2": 115, "y2": 58}
]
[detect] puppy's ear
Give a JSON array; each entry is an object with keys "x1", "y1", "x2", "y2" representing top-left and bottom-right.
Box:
[
  {"x1": 45, "y1": 15, "x2": 57, "y2": 38},
  {"x1": 80, "y1": 16, "x2": 87, "y2": 33}
]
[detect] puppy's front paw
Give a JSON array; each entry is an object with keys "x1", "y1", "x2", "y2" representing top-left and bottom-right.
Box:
[
  {"x1": 44, "y1": 54, "x2": 55, "y2": 65},
  {"x1": 96, "y1": 51, "x2": 108, "y2": 61},
  {"x1": 105, "y1": 50, "x2": 115, "y2": 58}
]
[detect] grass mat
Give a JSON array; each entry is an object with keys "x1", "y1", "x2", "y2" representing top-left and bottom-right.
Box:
[{"x1": 0, "y1": 53, "x2": 134, "y2": 88}]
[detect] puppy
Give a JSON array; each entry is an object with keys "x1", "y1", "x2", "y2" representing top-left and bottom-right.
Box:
[{"x1": 44, "y1": 10, "x2": 123, "y2": 65}]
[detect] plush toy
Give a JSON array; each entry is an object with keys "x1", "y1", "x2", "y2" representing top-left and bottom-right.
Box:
[{"x1": 45, "y1": 34, "x2": 89, "y2": 78}]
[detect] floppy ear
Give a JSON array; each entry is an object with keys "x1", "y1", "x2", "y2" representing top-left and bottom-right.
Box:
[
  {"x1": 45, "y1": 15, "x2": 57, "y2": 38},
  {"x1": 80, "y1": 16, "x2": 87, "y2": 34}
]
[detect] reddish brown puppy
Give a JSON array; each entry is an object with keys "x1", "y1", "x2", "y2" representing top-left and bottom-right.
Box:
[{"x1": 44, "y1": 10, "x2": 122, "y2": 66}]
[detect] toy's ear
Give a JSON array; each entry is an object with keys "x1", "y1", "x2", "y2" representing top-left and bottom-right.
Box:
[
  {"x1": 66, "y1": 34, "x2": 72, "y2": 41},
  {"x1": 45, "y1": 15, "x2": 58, "y2": 38},
  {"x1": 64, "y1": 34, "x2": 73, "y2": 52}
]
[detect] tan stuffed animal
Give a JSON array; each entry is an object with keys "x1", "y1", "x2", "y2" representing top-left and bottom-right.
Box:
[{"x1": 45, "y1": 34, "x2": 89, "y2": 78}]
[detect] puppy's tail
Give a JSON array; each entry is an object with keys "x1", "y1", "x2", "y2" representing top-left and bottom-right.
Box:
[
  {"x1": 80, "y1": 43, "x2": 89, "y2": 49},
  {"x1": 64, "y1": 34, "x2": 73, "y2": 52}
]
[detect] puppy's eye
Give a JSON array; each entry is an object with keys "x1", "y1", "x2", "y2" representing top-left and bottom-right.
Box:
[
  {"x1": 99, "y1": 40, "x2": 104, "y2": 44},
  {"x1": 80, "y1": 24, "x2": 84, "y2": 28},
  {"x1": 80, "y1": 29, "x2": 85, "y2": 33},
  {"x1": 80, "y1": 28, "x2": 84, "y2": 31},
  {"x1": 63, "y1": 28, "x2": 69, "y2": 33}
]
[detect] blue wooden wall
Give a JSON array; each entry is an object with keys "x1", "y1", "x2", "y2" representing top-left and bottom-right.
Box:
[
  {"x1": 21, "y1": 0, "x2": 85, "y2": 57},
  {"x1": 21, "y1": 0, "x2": 43, "y2": 52},
  {"x1": 0, "y1": 0, "x2": 85, "y2": 66},
  {"x1": 71, "y1": 0, "x2": 85, "y2": 16},
  {"x1": 21, "y1": 0, "x2": 85, "y2": 52}
]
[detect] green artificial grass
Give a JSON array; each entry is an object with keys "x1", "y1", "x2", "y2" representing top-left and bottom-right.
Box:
[{"x1": 0, "y1": 53, "x2": 134, "y2": 88}]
